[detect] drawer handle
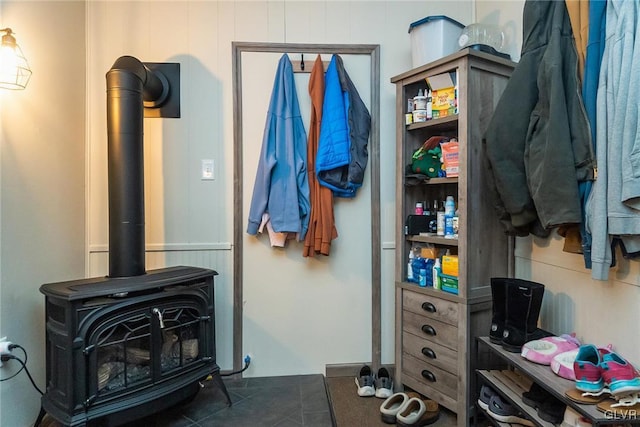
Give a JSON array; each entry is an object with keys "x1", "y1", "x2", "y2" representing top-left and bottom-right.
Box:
[
  {"x1": 421, "y1": 302, "x2": 436, "y2": 313},
  {"x1": 421, "y1": 325, "x2": 436, "y2": 336},
  {"x1": 421, "y1": 370, "x2": 436, "y2": 382},
  {"x1": 421, "y1": 347, "x2": 436, "y2": 359}
]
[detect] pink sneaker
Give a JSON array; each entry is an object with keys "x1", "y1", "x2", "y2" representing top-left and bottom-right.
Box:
[
  {"x1": 521, "y1": 334, "x2": 580, "y2": 365},
  {"x1": 600, "y1": 351, "x2": 640, "y2": 396},
  {"x1": 574, "y1": 344, "x2": 612, "y2": 393}
]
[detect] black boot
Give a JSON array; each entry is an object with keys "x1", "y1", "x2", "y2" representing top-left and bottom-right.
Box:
[
  {"x1": 501, "y1": 279, "x2": 548, "y2": 353},
  {"x1": 489, "y1": 278, "x2": 508, "y2": 344}
]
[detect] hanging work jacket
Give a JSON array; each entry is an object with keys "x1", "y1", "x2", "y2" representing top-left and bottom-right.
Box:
[
  {"x1": 316, "y1": 54, "x2": 371, "y2": 198},
  {"x1": 483, "y1": 0, "x2": 595, "y2": 237}
]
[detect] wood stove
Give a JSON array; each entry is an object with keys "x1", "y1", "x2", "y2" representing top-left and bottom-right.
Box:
[
  {"x1": 36, "y1": 266, "x2": 230, "y2": 426},
  {"x1": 34, "y1": 56, "x2": 231, "y2": 426}
]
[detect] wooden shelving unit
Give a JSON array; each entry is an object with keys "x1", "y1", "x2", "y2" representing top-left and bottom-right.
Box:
[{"x1": 391, "y1": 49, "x2": 516, "y2": 426}]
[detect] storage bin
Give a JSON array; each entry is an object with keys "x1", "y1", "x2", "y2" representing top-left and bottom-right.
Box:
[{"x1": 408, "y1": 15, "x2": 465, "y2": 68}]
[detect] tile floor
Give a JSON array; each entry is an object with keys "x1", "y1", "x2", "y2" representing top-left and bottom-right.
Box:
[
  {"x1": 121, "y1": 374, "x2": 334, "y2": 427},
  {"x1": 44, "y1": 374, "x2": 464, "y2": 426}
]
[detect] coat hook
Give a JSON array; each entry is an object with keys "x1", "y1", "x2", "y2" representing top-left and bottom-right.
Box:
[{"x1": 301, "y1": 54, "x2": 305, "y2": 71}]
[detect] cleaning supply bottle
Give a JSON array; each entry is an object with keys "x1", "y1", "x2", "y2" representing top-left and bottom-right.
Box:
[
  {"x1": 432, "y1": 258, "x2": 442, "y2": 289},
  {"x1": 407, "y1": 250, "x2": 415, "y2": 282},
  {"x1": 444, "y1": 196, "x2": 455, "y2": 238},
  {"x1": 436, "y1": 201, "x2": 445, "y2": 236}
]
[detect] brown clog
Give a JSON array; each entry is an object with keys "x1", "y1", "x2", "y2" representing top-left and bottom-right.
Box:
[{"x1": 395, "y1": 393, "x2": 440, "y2": 427}]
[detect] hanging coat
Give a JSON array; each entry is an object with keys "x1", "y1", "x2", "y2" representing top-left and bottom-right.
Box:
[
  {"x1": 246, "y1": 54, "x2": 310, "y2": 242},
  {"x1": 316, "y1": 54, "x2": 371, "y2": 198},
  {"x1": 303, "y1": 56, "x2": 338, "y2": 257},
  {"x1": 585, "y1": 0, "x2": 640, "y2": 280},
  {"x1": 483, "y1": 0, "x2": 595, "y2": 237}
]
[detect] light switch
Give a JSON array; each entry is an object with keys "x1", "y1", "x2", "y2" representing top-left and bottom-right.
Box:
[{"x1": 201, "y1": 159, "x2": 215, "y2": 180}]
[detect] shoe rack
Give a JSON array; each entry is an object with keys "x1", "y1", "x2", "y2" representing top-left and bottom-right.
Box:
[
  {"x1": 476, "y1": 337, "x2": 640, "y2": 426},
  {"x1": 391, "y1": 49, "x2": 515, "y2": 426}
]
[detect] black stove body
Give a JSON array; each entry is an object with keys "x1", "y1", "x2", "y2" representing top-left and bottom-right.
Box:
[{"x1": 38, "y1": 266, "x2": 229, "y2": 426}]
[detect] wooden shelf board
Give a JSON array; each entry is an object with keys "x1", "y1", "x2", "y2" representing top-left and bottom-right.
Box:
[{"x1": 408, "y1": 234, "x2": 459, "y2": 246}]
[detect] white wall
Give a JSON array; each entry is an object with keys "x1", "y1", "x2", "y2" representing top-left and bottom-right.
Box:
[
  {"x1": 85, "y1": 0, "x2": 473, "y2": 378},
  {"x1": 0, "y1": 2, "x2": 86, "y2": 426},
  {"x1": 476, "y1": 1, "x2": 640, "y2": 364}
]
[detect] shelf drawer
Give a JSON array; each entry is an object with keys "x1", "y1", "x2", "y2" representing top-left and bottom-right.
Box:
[
  {"x1": 402, "y1": 353, "x2": 457, "y2": 400},
  {"x1": 402, "y1": 289, "x2": 458, "y2": 326},
  {"x1": 402, "y1": 310, "x2": 458, "y2": 351},
  {"x1": 402, "y1": 331, "x2": 458, "y2": 375}
]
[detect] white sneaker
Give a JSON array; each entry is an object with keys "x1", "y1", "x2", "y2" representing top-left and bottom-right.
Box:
[
  {"x1": 375, "y1": 367, "x2": 393, "y2": 398},
  {"x1": 355, "y1": 365, "x2": 375, "y2": 397}
]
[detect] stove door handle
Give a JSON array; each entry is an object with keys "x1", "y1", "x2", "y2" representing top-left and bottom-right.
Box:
[{"x1": 152, "y1": 308, "x2": 165, "y2": 329}]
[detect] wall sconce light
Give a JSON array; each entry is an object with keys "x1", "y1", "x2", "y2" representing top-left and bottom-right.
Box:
[{"x1": 0, "y1": 28, "x2": 32, "y2": 90}]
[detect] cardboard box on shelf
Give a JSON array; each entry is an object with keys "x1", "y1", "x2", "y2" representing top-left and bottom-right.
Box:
[
  {"x1": 440, "y1": 273, "x2": 459, "y2": 294},
  {"x1": 440, "y1": 140, "x2": 459, "y2": 177},
  {"x1": 426, "y1": 72, "x2": 457, "y2": 118},
  {"x1": 442, "y1": 255, "x2": 459, "y2": 277}
]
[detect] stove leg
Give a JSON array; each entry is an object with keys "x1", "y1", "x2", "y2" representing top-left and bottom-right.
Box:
[
  {"x1": 210, "y1": 373, "x2": 232, "y2": 406},
  {"x1": 33, "y1": 406, "x2": 46, "y2": 427}
]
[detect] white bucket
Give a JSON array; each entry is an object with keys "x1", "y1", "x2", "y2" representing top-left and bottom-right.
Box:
[{"x1": 409, "y1": 15, "x2": 465, "y2": 68}]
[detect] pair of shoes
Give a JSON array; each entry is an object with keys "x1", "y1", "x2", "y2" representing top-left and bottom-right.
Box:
[
  {"x1": 478, "y1": 384, "x2": 533, "y2": 426},
  {"x1": 574, "y1": 344, "x2": 640, "y2": 396},
  {"x1": 380, "y1": 391, "x2": 439, "y2": 426},
  {"x1": 489, "y1": 278, "x2": 551, "y2": 353},
  {"x1": 521, "y1": 333, "x2": 581, "y2": 365},
  {"x1": 486, "y1": 393, "x2": 534, "y2": 426},
  {"x1": 355, "y1": 365, "x2": 393, "y2": 398},
  {"x1": 477, "y1": 385, "x2": 494, "y2": 411},
  {"x1": 522, "y1": 383, "x2": 566, "y2": 424}
]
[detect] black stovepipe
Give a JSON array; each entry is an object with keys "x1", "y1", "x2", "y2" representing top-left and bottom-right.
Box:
[{"x1": 106, "y1": 56, "x2": 167, "y2": 278}]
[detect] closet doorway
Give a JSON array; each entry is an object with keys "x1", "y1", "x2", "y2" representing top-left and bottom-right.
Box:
[{"x1": 232, "y1": 42, "x2": 380, "y2": 376}]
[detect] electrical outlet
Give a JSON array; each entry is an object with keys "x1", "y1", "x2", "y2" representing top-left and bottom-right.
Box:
[
  {"x1": 0, "y1": 337, "x2": 12, "y2": 355},
  {"x1": 0, "y1": 337, "x2": 6, "y2": 368}
]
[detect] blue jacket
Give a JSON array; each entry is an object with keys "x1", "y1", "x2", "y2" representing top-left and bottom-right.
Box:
[
  {"x1": 577, "y1": 0, "x2": 606, "y2": 268},
  {"x1": 316, "y1": 55, "x2": 370, "y2": 198},
  {"x1": 246, "y1": 54, "x2": 310, "y2": 240}
]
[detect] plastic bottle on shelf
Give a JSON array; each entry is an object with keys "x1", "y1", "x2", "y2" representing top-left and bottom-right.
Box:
[
  {"x1": 419, "y1": 265, "x2": 427, "y2": 287},
  {"x1": 432, "y1": 258, "x2": 442, "y2": 289},
  {"x1": 411, "y1": 249, "x2": 425, "y2": 284},
  {"x1": 414, "y1": 89, "x2": 426, "y2": 110},
  {"x1": 426, "y1": 89, "x2": 433, "y2": 120},
  {"x1": 415, "y1": 202, "x2": 424, "y2": 215},
  {"x1": 407, "y1": 250, "x2": 415, "y2": 282},
  {"x1": 444, "y1": 196, "x2": 455, "y2": 238},
  {"x1": 436, "y1": 201, "x2": 445, "y2": 236}
]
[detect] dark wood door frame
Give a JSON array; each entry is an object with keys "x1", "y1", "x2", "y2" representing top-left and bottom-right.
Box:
[{"x1": 232, "y1": 41, "x2": 381, "y2": 374}]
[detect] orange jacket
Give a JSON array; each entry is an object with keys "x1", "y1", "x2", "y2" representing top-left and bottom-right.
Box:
[{"x1": 303, "y1": 56, "x2": 338, "y2": 257}]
